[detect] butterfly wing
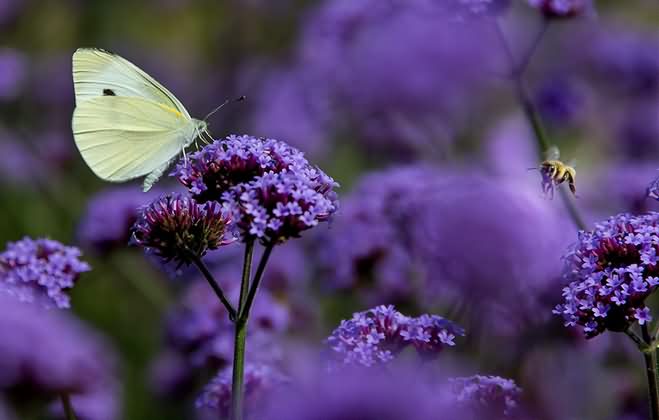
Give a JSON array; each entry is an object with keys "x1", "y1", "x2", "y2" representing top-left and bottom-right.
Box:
[
  {"x1": 72, "y1": 96, "x2": 196, "y2": 187},
  {"x1": 72, "y1": 48, "x2": 191, "y2": 119}
]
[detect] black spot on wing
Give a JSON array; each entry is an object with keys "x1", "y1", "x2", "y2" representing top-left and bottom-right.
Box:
[{"x1": 103, "y1": 89, "x2": 116, "y2": 96}]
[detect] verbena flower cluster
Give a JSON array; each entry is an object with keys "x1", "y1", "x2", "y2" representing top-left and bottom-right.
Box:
[
  {"x1": 172, "y1": 135, "x2": 338, "y2": 244},
  {"x1": 0, "y1": 237, "x2": 90, "y2": 308},
  {"x1": 0, "y1": 295, "x2": 119, "y2": 420},
  {"x1": 326, "y1": 305, "x2": 464, "y2": 367},
  {"x1": 131, "y1": 193, "x2": 233, "y2": 267},
  {"x1": 78, "y1": 186, "x2": 161, "y2": 254},
  {"x1": 527, "y1": 0, "x2": 591, "y2": 18},
  {"x1": 319, "y1": 165, "x2": 446, "y2": 303},
  {"x1": 195, "y1": 363, "x2": 288, "y2": 419},
  {"x1": 554, "y1": 212, "x2": 659, "y2": 338},
  {"x1": 451, "y1": 375, "x2": 522, "y2": 418},
  {"x1": 163, "y1": 280, "x2": 289, "y2": 371}
]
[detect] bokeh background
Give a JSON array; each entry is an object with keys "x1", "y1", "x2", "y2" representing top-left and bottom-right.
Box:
[{"x1": 2, "y1": 0, "x2": 659, "y2": 418}]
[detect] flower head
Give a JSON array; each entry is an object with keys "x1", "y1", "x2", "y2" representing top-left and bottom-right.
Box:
[
  {"x1": 0, "y1": 237, "x2": 90, "y2": 309},
  {"x1": 260, "y1": 365, "x2": 460, "y2": 420},
  {"x1": 131, "y1": 193, "x2": 233, "y2": 267},
  {"x1": 78, "y1": 186, "x2": 161, "y2": 254},
  {"x1": 0, "y1": 295, "x2": 119, "y2": 420},
  {"x1": 451, "y1": 375, "x2": 523, "y2": 418},
  {"x1": 554, "y1": 212, "x2": 659, "y2": 338},
  {"x1": 527, "y1": 0, "x2": 593, "y2": 18},
  {"x1": 173, "y1": 135, "x2": 338, "y2": 244},
  {"x1": 196, "y1": 363, "x2": 288, "y2": 419},
  {"x1": 164, "y1": 280, "x2": 289, "y2": 370},
  {"x1": 326, "y1": 305, "x2": 464, "y2": 367}
]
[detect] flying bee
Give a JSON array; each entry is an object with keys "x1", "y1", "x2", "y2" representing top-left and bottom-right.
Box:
[{"x1": 533, "y1": 146, "x2": 577, "y2": 199}]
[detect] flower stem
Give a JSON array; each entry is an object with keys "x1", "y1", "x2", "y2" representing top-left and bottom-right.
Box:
[
  {"x1": 239, "y1": 242, "x2": 275, "y2": 322},
  {"x1": 189, "y1": 252, "x2": 237, "y2": 321},
  {"x1": 231, "y1": 240, "x2": 255, "y2": 420},
  {"x1": 60, "y1": 394, "x2": 78, "y2": 420},
  {"x1": 642, "y1": 324, "x2": 659, "y2": 420},
  {"x1": 493, "y1": 19, "x2": 587, "y2": 231}
]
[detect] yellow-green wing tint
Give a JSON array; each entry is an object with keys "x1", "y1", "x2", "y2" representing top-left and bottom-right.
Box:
[
  {"x1": 72, "y1": 95, "x2": 195, "y2": 185},
  {"x1": 72, "y1": 48, "x2": 191, "y2": 119}
]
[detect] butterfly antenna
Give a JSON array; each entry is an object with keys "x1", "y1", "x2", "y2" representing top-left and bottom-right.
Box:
[{"x1": 203, "y1": 96, "x2": 246, "y2": 122}]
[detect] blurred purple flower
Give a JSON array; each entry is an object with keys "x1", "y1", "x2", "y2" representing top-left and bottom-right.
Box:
[
  {"x1": 438, "y1": 0, "x2": 510, "y2": 19},
  {"x1": 554, "y1": 212, "x2": 659, "y2": 338},
  {"x1": 0, "y1": 0, "x2": 23, "y2": 25},
  {"x1": 131, "y1": 193, "x2": 233, "y2": 267},
  {"x1": 195, "y1": 363, "x2": 288, "y2": 420},
  {"x1": 326, "y1": 305, "x2": 464, "y2": 367},
  {"x1": 78, "y1": 186, "x2": 161, "y2": 254},
  {"x1": 535, "y1": 76, "x2": 587, "y2": 126},
  {"x1": 617, "y1": 99, "x2": 659, "y2": 161},
  {"x1": 296, "y1": 0, "x2": 501, "y2": 155},
  {"x1": 318, "y1": 165, "x2": 446, "y2": 304},
  {"x1": 0, "y1": 295, "x2": 119, "y2": 420},
  {"x1": 0, "y1": 129, "x2": 44, "y2": 186},
  {"x1": 260, "y1": 365, "x2": 461, "y2": 420},
  {"x1": 527, "y1": 0, "x2": 593, "y2": 18},
  {"x1": 163, "y1": 280, "x2": 289, "y2": 371},
  {"x1": 582, "y1": 162, "x2": 659, "y2": 215},
  {"x1": 413, "y1": 174, "x2": 572, "y2": 332},
  {"x1": 451, "y1": 375, "x2": 523, "y2": 418},
  {"x1": 585, "y1": 27, "x2": 659, "y2": 97},
  {"x1": 249, "y1": 67, "x2": 331, "y2": 159},
  {"x1": 173, "y1": 135, "x2": 338, "y2": 244},
  {"x1": 0, "y1": 48, "x2": 26, "y2": 101},
  {"x1": 204, "y1": 240, "x2": 308, "y2": 293},
  {"x1": 0, "y1": 237, "x2": 90, "y2": 309}
]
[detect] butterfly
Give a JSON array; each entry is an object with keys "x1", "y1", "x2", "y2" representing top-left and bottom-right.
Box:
[{"x1": 72, "y1": 48, "x2": 223, "y2": 192}]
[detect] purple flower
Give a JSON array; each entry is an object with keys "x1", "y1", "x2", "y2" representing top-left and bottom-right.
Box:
[
  {"x1": 0, "y1": 48, "x2": 26, "y2": 101},
  {"x1": 163, "y1": 280, "x2": 289, "y2": 371},
  {"x1": 172, "y1": 135, "x2": 338, "y2": 244},
  {"x1": 0, "y1": 129, "x2": 44, "y2": 186},
  {"x1": 195, "y1": 363, "x2": 288, "y2": 420},
  {"x1": 527, "y1": 0, "x2": 593, "y2": 18},
  {"x1": 585, "y1": 27, "x2": 659, "y2": 97},
  {"x1": 318, "y1": 165, "x2": 446, "y2": 304},
  {"x1": 437, "y1": 0, "x2": 510, "y2": 19},
  {"x1": 0, "y1": 237, "x2": 90, "y2": 309},
  {"x1": 583, "y1": 162, "x2": 659, "y2": 215},
  {"x1": 415, "y1": 174, "x2": 573, "y2": 325},
  {"x1": 535, "y1": 76, "x2": 588, "y2": 126},
  {"x1": 248, "y1": 67, "x2": 331, "y2": 159},
  {"x1": 451, "y1": 375, "x2": 523, "y2": 418},
  {"x1": 131, "y1": 193, "x2": 233, "y2": 267},
  {"x1": 634, "y1": 307, "x2": 652, "y2": 325},
  {"x1": 617, "y1": 100, "x2": 659, "y2": 161},
  {"x1": 295, "y1": 0, "x2": 501, "y2": 156},
  {"x1": 554, "y1": 212, "x2": 659, "y2": 338},
  {"x1": 0, "y1": 295, "x2": 119, "y2": 420},
  {"x1": 78, "y1": 186, "x2": 162, "y2": 254},
  {"x1": 326, "y1": 305, "x2": 464, "y2": 367}
]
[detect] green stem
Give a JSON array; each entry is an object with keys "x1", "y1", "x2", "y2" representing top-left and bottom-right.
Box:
[
  {"x1": 60, "y1": 394, "x2": 78, "y2": 420},
  {"x1": 494, "y1": 20, "x2": 587, "y2": 231},
  {"x1": 641, "y1": 324, "x2": 659, "y2": 420},
  {"x1": 189, "y1": 253, "x2": 237, "y2": 321},
  {"x1": 231, "y1": 240, "x2": 255, "y2": 420},
  {"x1": 239, "y1": 242, "x2": 275, "y2": 322}
]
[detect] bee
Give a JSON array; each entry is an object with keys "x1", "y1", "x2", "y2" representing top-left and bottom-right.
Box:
[{"x1": 535, "y1": 146, "x2": 577, "y2": 199}]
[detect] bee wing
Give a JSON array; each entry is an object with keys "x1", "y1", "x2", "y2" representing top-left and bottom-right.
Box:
[
  {"x1": 545, "y1": 145, "x2": 560, "y2": 160},
  {"x1": 567, "y1": 158, "x2": 577, "y2": 169}
]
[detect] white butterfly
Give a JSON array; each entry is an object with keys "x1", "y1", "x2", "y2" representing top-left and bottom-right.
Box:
[{"x1": 71, "y1": 48, "x2": 213, "y2": 192}]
